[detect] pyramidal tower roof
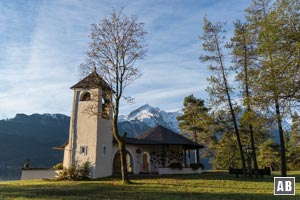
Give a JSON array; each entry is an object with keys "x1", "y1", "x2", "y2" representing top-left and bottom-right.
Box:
[{"x1": 71, "y1": 68, "x2": 113, "y2": 91}]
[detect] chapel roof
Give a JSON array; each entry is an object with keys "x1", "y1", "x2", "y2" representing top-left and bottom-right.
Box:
[
  {"x1": 125, "y1": 125, "x2": 203, "y2": 148},
  {"x1": 71, "y1": 68, "x2": 113, "y2": 91},
  {"x1": 58, "y1": 126, "x2": 203, "y2": 151},
  {"x1": 52, "y1": 142, "x2": 69, "y2": 150}
]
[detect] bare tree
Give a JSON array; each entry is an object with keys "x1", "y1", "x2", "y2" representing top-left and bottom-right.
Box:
[{"x1": 80, "y1": 9, "x2": 147, "y2": 183}]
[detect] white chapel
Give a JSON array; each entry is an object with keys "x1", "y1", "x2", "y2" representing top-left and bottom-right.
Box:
[
  {"x1": 61, "y1": 69, "x2": 204, "y2": 178},
  {"x1": 21, "y1": 69, "x2": 204, "y2": 180}
]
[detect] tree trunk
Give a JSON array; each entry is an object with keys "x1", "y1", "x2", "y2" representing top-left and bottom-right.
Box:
[
  {"x1": 193, "y1": 130, "x2": 198, "y2": 143},
  {"x1": 118, "y1": 140, "x2": 128, "y2": 182},
  {"x1": 275, "y1": 99, "x2": 287, "y2": 177},
  {"x1": 243, "y1": 38, "x2": 259, "y2": 177},
  {"x1": 196, "y1": 149, "x2": 200, "y2": 164},
  {"x1": 249, "y1": 124, "x2": 259, "y2": 177},
  {"x1": 220, "y1": 61, "x2": 247, "y2": 177},
  {"x1": 215, "y1": 33, "x2": 247, "y2": 177},
  {"x1": 112, "y1": 99, "x2": 129, "y2": 183},
  {"x1": 193, "y1": 131, "x2": 200, "y2": 164},
  {"x1": 228, "y1": 98, "x2": 247, "y2": 177}
]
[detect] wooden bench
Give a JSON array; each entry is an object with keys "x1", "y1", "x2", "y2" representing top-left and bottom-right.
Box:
[
  {"x1": 229, "y1": 167, "x2": 271, "y2": 178},
  {"x1": 229, "y1": 168, "x2": 243, "y2": 178},
  {"x1": 256, "y1": 167, "x2": 271, "y2": 177}
]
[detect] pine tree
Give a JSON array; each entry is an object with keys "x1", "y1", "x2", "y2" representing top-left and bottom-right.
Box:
[
  {"x1": 177, "y1": 95, "x2": 216, "y2": 159},
  {"x1": 199, "y1": 18, "x2": 247, "y2": 176},
  {"x1": 257, "y1": 138, "x2": 281, "y2": 171},
  {"x1": 212, "y1": 109, "x2": 243, "y2": 169},
  {"x1": 177, "y1": 95, "x2": 211, "y2": 142},
  {"x1": 230, "y1": 20, "x2": 259, "y2": 177},
  {"x1": 213, "y1": 131, "x2": 241, "y2": 169}
]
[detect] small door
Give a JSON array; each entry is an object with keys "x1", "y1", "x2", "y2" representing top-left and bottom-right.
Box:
[
  {"x1": 113, "y1": 151, "x2": 133, "y2": 174},
  {"x1": 142, "y1": 153, "x2": 148, "y2": 173},
  {"x1": 113, "y1": 152, "x2": 121, "y2": 174}
]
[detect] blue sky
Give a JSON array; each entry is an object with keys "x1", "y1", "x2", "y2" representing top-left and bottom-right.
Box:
[{"x1": 0, "y1": 0, "x2": 252, "y2": 119}]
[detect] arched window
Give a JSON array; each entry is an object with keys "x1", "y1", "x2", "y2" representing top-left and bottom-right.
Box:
[{"x1": 80, "y1": 92, "x2": 91, "y2": 101}]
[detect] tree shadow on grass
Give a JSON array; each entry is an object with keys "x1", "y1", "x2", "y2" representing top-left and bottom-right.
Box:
[
  {"x1": 124, "y1": 172, "x2": 274, "y2": 183},
  {"x1": 126, "y1": 171, "x2": 300, "y2": 184},
  {"x1": 0, "y1": 182, "x2": 298, "y2": 200}
]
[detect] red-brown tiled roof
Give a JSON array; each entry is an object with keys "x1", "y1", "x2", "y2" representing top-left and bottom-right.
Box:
[
  {"x1": 118, "y1": 125, "x2": 203, "y2": 148},
  {"x1": 71, "y1": 70, "x2": 113, "y2": 91}
]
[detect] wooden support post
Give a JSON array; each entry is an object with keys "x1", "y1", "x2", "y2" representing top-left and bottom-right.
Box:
[
  {"x1": 163, "y1": 145, "x2": 167, "y2": 167},
  {"x1": 188, "y1": 149, "x2": 191, "y2": 167},
  {"x1": 183, "y1": 148, "x2": 187, "y2": 167},
  {"x1": 196, "y1": 148, "x2": 200, "y2": 164}
]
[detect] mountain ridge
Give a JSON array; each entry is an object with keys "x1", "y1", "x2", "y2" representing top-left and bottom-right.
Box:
[
  {"x1": 0, "y1": 104, "x2": 181, "y2": 180},
  {"x1": 0, "y1": 104, "x2": 292, "y2": 180}
]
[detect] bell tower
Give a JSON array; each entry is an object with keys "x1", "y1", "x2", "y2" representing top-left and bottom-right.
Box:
[{"x1": 63, "y1": 69, "x2": 113, "y2": 178}]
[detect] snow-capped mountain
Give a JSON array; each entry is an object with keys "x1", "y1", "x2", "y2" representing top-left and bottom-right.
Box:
[{"x1": 118, "y1": 104, "x2": 182, "y2": 137}]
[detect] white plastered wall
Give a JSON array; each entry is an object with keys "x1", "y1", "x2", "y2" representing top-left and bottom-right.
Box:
[
  {"x1": 63, "y1": 88, "x2": 114, "y2": 178},
  {"x1": 94, "y1": 88, "x2": 113, "y2": 178}
]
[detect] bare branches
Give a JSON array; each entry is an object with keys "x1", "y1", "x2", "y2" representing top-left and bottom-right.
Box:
[
  {"x1": 79, "y1": 8, "x2": 147, "y2": 183},
  {"x1": 80, "y1": 9, "x2": 147, "y2": 99}
]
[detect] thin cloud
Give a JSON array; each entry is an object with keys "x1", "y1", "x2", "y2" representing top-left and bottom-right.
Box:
[{"x1": 0, "y1": 0, "x2": 252, "y2": 118}]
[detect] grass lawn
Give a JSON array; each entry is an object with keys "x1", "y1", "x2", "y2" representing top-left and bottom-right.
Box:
[{"x1": 0, "y1": 171, "x2": 299, "y2": 200}]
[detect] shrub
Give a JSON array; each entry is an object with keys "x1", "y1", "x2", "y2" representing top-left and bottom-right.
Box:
[
  {"x1": 168, "y1": 163, "x2": 183, "y2": 170},
  {"x1": 56, "y1": 162, "x2": 91, "y2": 181},
  {"x1": 78, "y1": 162, "x2": 90, "y2": 180},
  {"x1": 53, "y1": 163, "x2": 63, "y2": 170},
  {"x1": 68, "y1": 164, "x2": 78, "y2": 180}
]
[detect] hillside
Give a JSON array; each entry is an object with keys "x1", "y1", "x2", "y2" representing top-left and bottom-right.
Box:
[
  {"x1": 0, "y1": 114, "x2": 70, "y2": 180},
  {"x1": 0, "y1": 105, "x2": 181, "y2": 180},
  {"x1": 1, "y1": 104, "x2": 291, "y2": 180}
]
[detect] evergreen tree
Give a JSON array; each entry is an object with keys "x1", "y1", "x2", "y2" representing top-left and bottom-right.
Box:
[
  {"x1": 177, "y1": 95, "x2": 210, "y2": 143},
  {"x1": 257, "y1": 138, "x2": 281, "y2": 171},
  {"x1": 177, "y1": 95, "x2": 216, "y2": 159},
  {"x1": 287, "y1": 112, "x2": 300, "y2": 170},
  {"x1": 245, "y1": 0, "x2": 300, "y2": 176},
  {"x1": 212, "y1": 109, "x2": 242, "y2": 169},
  {"x1": 199, "y1": 18, "x2": 247, "y2": 176},
  {"x1": 230, "y1": 20, "x2": 259, "y2": 177},
  {"x1": 211, "y1": 107, "x2": 272, "y2": 169},
  {"x1": 213, "y1": 131, "x2": 241, "y2": 169}
]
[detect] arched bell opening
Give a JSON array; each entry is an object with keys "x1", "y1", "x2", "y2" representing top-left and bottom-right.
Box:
[{"x1": 80, "y1": 91, "x2": 91, "y2": 101}]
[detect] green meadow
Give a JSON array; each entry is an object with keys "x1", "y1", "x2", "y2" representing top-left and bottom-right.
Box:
[{"x1": 0, "y1": 171, "x2": 299, "y2": 200}]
